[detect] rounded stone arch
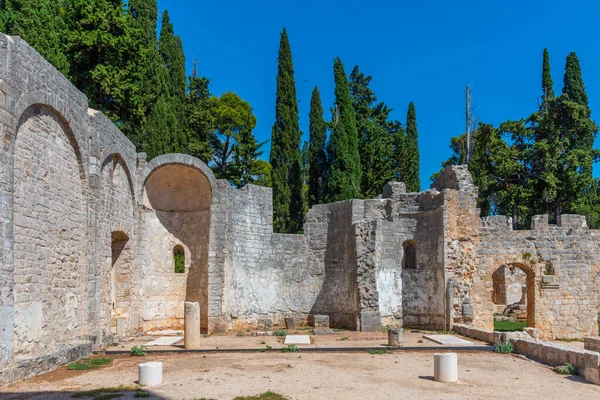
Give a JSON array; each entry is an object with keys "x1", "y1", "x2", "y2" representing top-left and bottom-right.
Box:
[
  {"x1": 138, "y1": 154, "x2": 218, "y2": 204},
  {"x1": 15, "y1": 99, "x2": 87, "y2": 185},
  {"x1": 100, "y1": 148, "x2": 137, "y2": 204},
  {"x1": 489, "y1": 261, "x2": 537, "y2": 329},
  {"x1": 12, "y1": 96, "x2": 88, "y2": 357}
]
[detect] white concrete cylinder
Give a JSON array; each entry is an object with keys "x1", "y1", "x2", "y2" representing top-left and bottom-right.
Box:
[
  {"x1": 184, "y1": 301, "x2": 201, "y2": 349},
  {"x1": 433, "y1": 353, "x2": 458, "y2": 382},
  {"x1": 139, "y1": 361, "x2": 163, "y2": 386}
]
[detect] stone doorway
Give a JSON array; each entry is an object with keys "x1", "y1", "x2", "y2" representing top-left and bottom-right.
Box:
[
  {"x1": 111, "y1": 231, "x2": 131, "y2": 336},
  {"x1": 492, "y1": 264, "x2": 535, "y2": 329}
]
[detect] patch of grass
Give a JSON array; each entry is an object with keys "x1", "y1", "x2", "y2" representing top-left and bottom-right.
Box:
[
  {"x1": 237, "y1": 330, "x2": 244, "y2": 337},
  {"x1": 494, "y1": 320, "x2": 527, "y2": 332},
  {"x1": 67, "y1": 357, "x2": 114, "y2": 371},
  {"x1": 380, "y1": 325, "x2": 391, "y2": 333},
  {"x1": 130, "y1": 345, "x2": 147, "y2": 356},
  {"x1": 555, "y1": 362, "x2": 576, "y2": 375},
  {"x1": 272, "y1": 329, "x2": 288, "y2": 337},
  {"x1": 340, "y1": 337, "x2": 349, "y2": 341},
  {"x1": 494, "y1": 341, "x2": 514, "y2": 354},
  {"x1": 133, "y1": 390, "x2": 151, "y2": 398},
  {"x1": 367, "y1": 349, "x2": 389, "y2": 355},
  {"x1": 281, "y1": 344, "x2": 299, "y2": 353},
  {"x1": 233, "y1": 391, "x2": 289, "y2": 400},
  {"x1": 203, "y1": 334, "x2": 211, "y2": 338},
  {"x1": 71, "y1": 385, "x2": 139, "y2": 399}
]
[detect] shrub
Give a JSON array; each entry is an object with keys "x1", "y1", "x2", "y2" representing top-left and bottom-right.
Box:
[
  {"x1": 494, "y1": 341, "x2": 514, "y2": 354},
  {"x1": 380, "y1": 325, "x2": 391, "y2": 333},
  {"x1": 236, "y1": 330, "x2": 244, "y2": 337},
  {"x1": 130, "y1": 345, "x2": 147, "y2": 356},
  {"x1": 555, "y1": 362, "x2": 576, "y2": 375},
  {"x1": 273, "y1": 329, "x2": 288, "y2": 337},
  {"x1": 340, "y1": 337, "x2": 349, "y2": 341},
  {"x1": 281, "y1": 344, "x2": 299, "y2": 353}
]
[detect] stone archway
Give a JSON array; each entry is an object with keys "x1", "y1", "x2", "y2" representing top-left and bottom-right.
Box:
[
  {"x1": 140, "y1": 156, "x2": 214, "y2": 333},
  {"x1": 491, "y1": 263, "x2": 536, "y2": 329},
  {"x1": 110, "y1": 231, "x2": 131, "y2": 337}
]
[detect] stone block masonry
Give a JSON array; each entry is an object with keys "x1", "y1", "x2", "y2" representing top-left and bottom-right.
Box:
[{"x1": 1, "y1": 33, "x2": 600, "y2": 386}]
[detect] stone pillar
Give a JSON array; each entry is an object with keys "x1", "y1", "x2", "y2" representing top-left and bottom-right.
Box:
[
  {"x1": 388, "y1": 328, "x2": 404, "y2": 346},
  {"x1": 184, "y1": 302, "x2": 201, "y2": 349}
]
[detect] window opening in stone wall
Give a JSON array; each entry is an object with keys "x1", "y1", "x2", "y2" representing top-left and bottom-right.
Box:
[
  {"x1": 174, "y1": 245, "x2": 185, "y2": 273},
  {"x1": 403, "y1": 241, "x2": 417, "y2": 269}
]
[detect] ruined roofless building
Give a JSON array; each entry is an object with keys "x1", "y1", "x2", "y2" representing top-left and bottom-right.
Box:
[{"x1": 0, "y1": 34, "x2": 599, "y2": 385}]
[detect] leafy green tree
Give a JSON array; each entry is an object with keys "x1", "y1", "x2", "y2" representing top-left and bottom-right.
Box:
[
  {"x1": 325, "y1": 57, "x2": 362, "y2": 202},
  {"x1": 1, "y1": 0, "x2": 70, "y2": 75},
  {"x1": 269, "y1": 28, "x2": 304, "y2": 233},
  {"x1": 63, "y1": 0, "x2": 146, "y2": 139},
  {"x1": 208, "y1": 92, "x2": 257, "y2": 181},
  {"x1": 253, "y1": 160, "x2": 272, "y2": 188},
  {"x1": 349, "y1": 66, "x2": 395, "y2": 198},
  {"x1": 307, "y1": 86, "x2": 328, "y2": 206},
  {"x1": 400, "y1": 102, "x2": 420, "y2": 192}
]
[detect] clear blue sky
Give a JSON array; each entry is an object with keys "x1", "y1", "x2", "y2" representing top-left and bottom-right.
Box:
[{"x1": 158, "y1": 0, "x2": 600, "y2": 190}]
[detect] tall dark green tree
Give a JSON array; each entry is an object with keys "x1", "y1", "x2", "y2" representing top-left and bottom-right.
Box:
[
  {"x1": 563, "y1": 52, "x2": 588, "y2": 107},
  {"x1": 326, "y1": 57, "x2": 362, "y2": 202},
  {"x1": 400, "y1": 102, "x2": 420, "y2": 192},
  {"x1": 542, "y1": 48, "x2": 554, "y2": 103},
  {"x1": 187, "y1": 64, "x2": 214, "y2": 163},
  {"x1": 307, "y1": 86, "x2": 328, "y2": 207},
  {"x1": 269, "y1": 28, "x2": 304, "y2": 233},
  {"x1": 230, "y1": 124, "x2": 267, "y2": 189},
  {"x1": 349, "y1": 65, "x2": 395, "y2": 198},
  {"x1": 1, "y1": 0, "x2": 69, "y2": 75}
]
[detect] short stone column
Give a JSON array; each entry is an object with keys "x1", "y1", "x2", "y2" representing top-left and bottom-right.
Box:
[
  {"x1": 184, "y1": 302, "x2": 201, "y2": 349},
  {"x1": 434, "y1": 353, "x2": 458, "y2": 382},
  {"x1": 139, "y1": 361, "x2": 163, "y2": 386},
  {"x1": 388, "y1": 328, "x2": 404, "y2": 346}
]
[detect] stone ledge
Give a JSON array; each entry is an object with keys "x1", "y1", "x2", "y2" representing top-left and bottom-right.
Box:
[
  {"x1": 585, "y1": 337, "x2": 600, "y2": 352},
  {"x1": 1, "y1": 341, "x2": 93, "y2": 387}
]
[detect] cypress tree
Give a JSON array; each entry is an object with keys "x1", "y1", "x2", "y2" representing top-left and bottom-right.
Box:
[
  {"x1": 1, "y1": 0, "x2": 69, "y2": 75},
  {"x1": 401, "y1": 102, "x2": 420, "y2": 192},
  {"x1": 563, "y1": 52, "x2": 588, "y2": 107},
  {"x1": 542, "y1": 48, "x2": 554, "y2": 103},
  {"x1": 187, "y1": 63, "x2": 214, "y2": 163},
  {"x1": 158, "y1": 10, "x2": 188, "y2": 151},
  {"x1": 269, "y1": 28, "x2": 304, "y2": 233},
  {"x1": 325, "y1": 57, "x2": 362, "y2": 202},
  {"x1": 308, "y1": 86, "x2": 327, "y2": 207}
]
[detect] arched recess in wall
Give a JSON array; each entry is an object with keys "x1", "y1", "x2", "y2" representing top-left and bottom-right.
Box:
[
  {"x1": 491, "y1": 263, "x2": 535, "y2": 329},
  {"x1": 12, "y1": 103, "x2": 87, "y2": 359},
  {"x1": 101, "y1": 152, "x2": 136, "y2": 335},
  {"x1": 402, "y1": 240, "x2": 417, "y2": 270},
  {"x1": 140, "y1": 154, "x2": 216, "y2": 333}
]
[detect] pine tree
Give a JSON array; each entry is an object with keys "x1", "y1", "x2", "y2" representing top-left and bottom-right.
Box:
[
  {"x1": 269, "y1": 28, "x2": 304, "y2": 233},
  {"x1": 230, "y1": 125, "x2": 267, "y2": 189},
  {"x1": 208, "y1": 92, "x2": 257, "y2": 181},
  {"x1": 401, "y1": 102, "x2": 420, "y2": 192},
  {"x1": 541, "y1": 48, "x2": 554, "y2": 103},
  {"x1": 325, "y1": 57, "x2": 362, "y2": 201},
  {"x1": 563, "y1": 52, "x2": 588, "y2": 107},
  {"x1": 1, "y1": 0, "x2": 69, "y2": 75},
  {"x1": 63, "y1": 0, "x2": 146, "y2": 139},
  {"x1": 308, "y1": 86, "x2": 327, "y2": 207}
]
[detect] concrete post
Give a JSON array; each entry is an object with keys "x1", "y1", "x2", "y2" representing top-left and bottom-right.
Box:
[
  {"x1": 139, "y1": 362, "x2": 163, "y2": 386},
  {"x1": 434, "y1": 353, "x2": 458, "y2": 382},
  {"x1": 388, "y1": 328, "x2": 404, "y2": 346},
  {"x1": 184, "y1": 302, "x2": 201, "y2": 349}
]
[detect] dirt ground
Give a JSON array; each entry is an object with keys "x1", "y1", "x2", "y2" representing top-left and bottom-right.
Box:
[{"x1": 2, "y1": 346, "x2": 600, "y2": 399}]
